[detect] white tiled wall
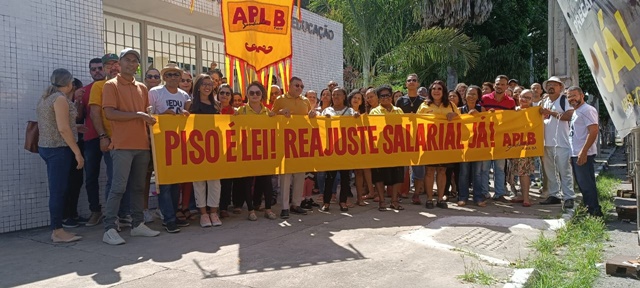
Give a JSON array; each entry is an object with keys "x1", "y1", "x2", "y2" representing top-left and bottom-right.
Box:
[
  {"x1": 0, "y1": 0, "x2": 104, "y2": 233},
  {"x1": 0, "y1": 1, "x2": 342, "y2": 233}
]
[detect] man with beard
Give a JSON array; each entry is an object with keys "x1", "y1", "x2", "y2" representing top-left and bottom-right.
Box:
[
  {"x1": 566, "y1": 86, "x2": 602, "y2": 216},
  {"x1": 539, "y1": 76, "x2": 575, "y2": 209}
]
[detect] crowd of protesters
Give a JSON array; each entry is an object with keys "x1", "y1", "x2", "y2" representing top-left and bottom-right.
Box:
[{"x1": 36, "y1": 48, "x2": 603, "y2": 244}]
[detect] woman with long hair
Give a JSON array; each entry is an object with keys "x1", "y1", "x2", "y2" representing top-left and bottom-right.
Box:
[
  {"x1": 235, "y1": 82, "x2": 278, "y2": 220},
  {"x1": 319, "y1": 88, "x2": 332, "y2": 112},
  {"x1": 417, "y1": 80, "x2": 460, "y2": 209},
  {"x1": 347, "y1": 89, "x2": 372, "y2": 206},
  {"x1": 37, "y1": 68, "x2": 84, "y2": 242},
  {"x1": 444, "y1": 90, "x2": 464, "y2": 198},
  {"x1": 457, "y1": 85, "x2": 488, "y2": 207},
  {"x1": 189, "y1": 74, "x2": 223, "y2": 227},
  {"x1": 176, "y1": 70, "x2": 195, "y2": 221},
  {"x1": 317, "y1": 87, "x2": 359, "y2": 212}
]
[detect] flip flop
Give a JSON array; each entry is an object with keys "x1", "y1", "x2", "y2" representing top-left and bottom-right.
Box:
[{"x1": 389, "y1": 203, "x2": 405, "y2": 210}]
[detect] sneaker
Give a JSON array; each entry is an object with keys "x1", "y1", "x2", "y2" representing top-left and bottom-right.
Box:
[
  {"x1": 563, "y1": 199, "x2": 574, "y2": 209},
  {"x1": 175, "y1": 218, "x2": 190, "y2": 227},
  {"x1": 131, "y1": 223, "x2": 160, "y2": 237},
  {"x1": 143, "y1": 210, "x2": 155, "y2": 223},
  {"x1": 209, "y1": 213, "x2": 222, "y2": 226},
  {"x1": 492, "y1": 196, "x2": 510, "y2": 203},
  {"x1": 300, "y1": 199, "x2": 312, "y2": 210},
  {"x1": 308, "y1": 198, "x2": 320, "y2": 207},
  {"x1": 248, "y1": 212, "x2": 258, "y2": 221},
  {"x1": 539, "y1": 196, "x2": 562, "y2": 205},
  {"x1": 85, "y1": 212, "x2": 103, "y2": 227},
  {"x1": 103, "y1": 228, "x2": 126, "y2": 245},
  {"x1": 280, "y1": 209, "x2": 290, "y2": 219},
  {"x1": 62, "y1": 218, "x2": 79, "y2": 228},
  {"x1": 74, "y1": 216, "x2": 89, "y2": 225},
  {"x1": 290, "y1": 206, "x2": 308, "y2": 215},
  {"x1": 200, "y1": 214, "x2": 212, "y2": 227},
  {"x1": 118, "y1": 215, "x2": 133, "y2": 227},
  {"x1": 264, "y1": 211, "x2": 277, "y2": 220},
  {"x1": 164, "y1": 222, "x2": 181, "y2": 233}
]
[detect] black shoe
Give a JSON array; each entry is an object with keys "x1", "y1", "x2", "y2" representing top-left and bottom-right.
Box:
[
  {"x1": 74, "y1": 216, "x2": 89, "y2": 225},
  {"x1": 340, "y1": 204, "x2": 349, "y2": 212},
  {"x1": 436, "y1": 200, "x2": 448, "y2": 209},
  {"x1": 563, "y1": 199, "x2": 574, "y2": 209},
  {"x1": 164, "y1": 222, "x2": 181, "y2": 233},
  {"x1": 175, "y1": 219, "x2": 190, "y2": 227},
  {"x1": 290, "y1": 206, "x2": 308, "y2": 215},
  {"x1": 300, "y1": 199, "x2": 312, "y2": 210},
  {"x1": 308, "y1": 198, "x2": 320, "y2": 207},
  {"x1": 319, "y1": 205, "x2": 330, "y2": 212},
  {"x1": 62, "y1": 218, "x2": 79, "y2": 228},
  {"x1": 280, "y1": 209, "x2": 290, "y2": 219},
  {"x1": 425, "y1": 200, "x2": 435, "y2": 209},
  {"x1": 540, "y1": 196, "x2": 561, "y2": 205}
]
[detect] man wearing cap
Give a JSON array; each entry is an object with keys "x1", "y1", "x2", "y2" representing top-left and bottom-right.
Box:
[
  {"x1": 539, "y1": 76, "x2": 575, "y2": 208},
  {"x1": 102, "y1": 48, "x2": 160, "y2": 245},
  {"x1": 148, "y1": 63, "x2": 191, "y2": 233},
  {"x1": 87, "y1": 53, "x2": 132, "y2": 228},
  {"x1": 508, "y1": 79, "x2": 519, "y2": 90}
]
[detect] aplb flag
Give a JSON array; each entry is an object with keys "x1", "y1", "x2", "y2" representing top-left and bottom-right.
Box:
[
  {"x1": 556, "y1": 1, "x2": 640, "y2": 138},
  {"x1": 221, "y1": 0, "x2": 293, "y2": 94}
]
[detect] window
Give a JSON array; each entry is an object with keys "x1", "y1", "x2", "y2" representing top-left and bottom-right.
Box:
[
  {"x1": 103, "y1": 15, "x2": 142, "y2": 78},
  {"x1": 147, "y1": 25, "x2": 197, "y2": 76},
  {"x1": 202, "y1": 38, "x2": 225, "y2": 74}
]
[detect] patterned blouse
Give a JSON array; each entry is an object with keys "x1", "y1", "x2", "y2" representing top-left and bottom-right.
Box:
[{"x1": 37, "y1": 92, "x2": 78, "y2": 148}]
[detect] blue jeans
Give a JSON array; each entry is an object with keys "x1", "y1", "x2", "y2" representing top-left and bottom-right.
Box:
[
  {"x1": 478, "y1": 160, "x2": 491, "y2": 198},
  {"x1": 458, "y1": 162, "x2": 484, "y2": 202},
  {"x1": 492, "y1": 159, "x2": 507, "y2": 197},
  {"x1": 104, "y1": 149, "x2": 149, "y2": 231},
  {"x1": 571, "y1": 155, "x2": 602, "y2": 215},
  {"x1": 158, "y1": 184, "x2": 180, "y2": 224},
  {"x1": 39, "y1": 146, "x2": 73, "y2": 230}
]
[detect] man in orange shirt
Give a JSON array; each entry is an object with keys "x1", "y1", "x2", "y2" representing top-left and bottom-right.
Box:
[{"x1": 102, "y1": 49, "x2": 160, "y2": 245}]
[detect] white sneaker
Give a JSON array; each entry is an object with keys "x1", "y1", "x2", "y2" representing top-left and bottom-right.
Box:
[
  {"x1": 103, "y1": 228, "x2": 126, "y2": 245},
  {"x1": 130, "y1": 223, "x2": 160, "y2": 237},
  {"x1": 143, "y1": 210, "x2": 155, "y2": 223},
  {"x1": 155, "y1": 209, "x2": 164, "y2": 220},
  {"x1": 209, "y1": 213, "x2": 222, "y2": 227},
  {"x1": 200, "y1": 214, "x2": 212, "y2": 228}
]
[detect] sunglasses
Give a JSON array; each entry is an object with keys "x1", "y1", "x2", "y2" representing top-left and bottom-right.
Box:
[
  {"x1": 248, "y1": 90, "x2": 262, "y2": 96},
  {"x1": 145, "y1": 75, "x2": 160, "y2": 79},
  {"x1": 406, "y1": 79, "x2": 417, "y2": 82},
  {"x1": 218, "y1": 91, "x2": 231, "y2": 96},
  {"x1": 294, "y1": 84, "x2": 304, "y2": 89},
  {"x1": 181, "y1": 78, "x2": 192, "y2": 83},
  {"x1": 165, "y1": 72, "x2": 181, "y2": 78},
  {"x1": 90, "y1": 67, "x2": 103, "y2": 72},
  {"x1": 379, "y1": 93, "x2": 392, "y2": 98}
]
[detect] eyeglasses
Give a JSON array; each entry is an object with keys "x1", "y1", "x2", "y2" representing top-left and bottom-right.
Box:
[
  {"x1": 218, "y1": 91, "x2": 231, "y2": 96},
  {"x1": 294, "y1": 84, "x2": 304, "y2": 89},
  {"x1": 181, "y1": 78, "x2": 192, "y2": 83},
  {"x1": 90, "y1": 67, "x2": 103, "y2": 72},
  {"x1": 145, "y1": 75, "x2": 160, "y2": 79},
  {"x1": 406, "y1": 79, "x2": 417, "y2": 82},
  {"x1": 379, "y1": 93, "x2": 392, "y2": 98},
  {"x1": 248, "y1": 90, "x2": 262, "y2": 96},
  {"x1": 165, "y1": 72, "x2": 181, "y2": 78}
]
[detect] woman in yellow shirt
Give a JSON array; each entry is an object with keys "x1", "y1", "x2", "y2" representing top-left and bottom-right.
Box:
[
  {"x1": 417, "y1": 80, "x2": 460, "y2": 209},
  {"x1": 234, "y1": 82, "x2": 277, "y2": 220}
]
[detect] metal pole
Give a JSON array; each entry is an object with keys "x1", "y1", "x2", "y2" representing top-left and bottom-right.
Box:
[{"x1": 632, "y1": 127, "x2": 640, "y2": 245}]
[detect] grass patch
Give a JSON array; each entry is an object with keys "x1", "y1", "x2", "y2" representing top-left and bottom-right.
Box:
[
  {"x1": 457, "y1": 257, "x2": 498, "y2": 286},
  {"x1": 523, "y1": 173, "x2": 619, "y2": 288}
]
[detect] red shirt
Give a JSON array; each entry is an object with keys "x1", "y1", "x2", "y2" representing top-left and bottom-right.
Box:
[
  {"x1": 481, "y1": 91, "x2": 516, "y2": 110},
  {"x1": 220, "y1": 105, "x2": 235, "y2": 115},
  {"x1": 81, "y1": 82, "x2": 98, "y2": 140}
]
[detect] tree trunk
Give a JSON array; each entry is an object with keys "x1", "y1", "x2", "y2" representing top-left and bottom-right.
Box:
[
  {"x1": 447, "y1": 66, "x2": 458, "y2": 90},
  {"x1": 362, "y1": 49, "x2": 372, "y2": 88}
]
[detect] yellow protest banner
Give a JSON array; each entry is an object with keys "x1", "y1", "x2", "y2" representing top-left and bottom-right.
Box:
[{"x1": 151, "y1": 108, "x2": 543, "y2": 184}]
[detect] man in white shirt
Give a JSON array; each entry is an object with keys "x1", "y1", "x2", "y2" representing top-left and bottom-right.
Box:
[
  {"x1": 539, "y1": 76, "x2": 575, "y2": 209},
  {"x1": 148, "y1": 63, "x2": 191, "y2": 233},
  {"x1": 567, "y1": 86, "x2": 603, "y2": 216}
]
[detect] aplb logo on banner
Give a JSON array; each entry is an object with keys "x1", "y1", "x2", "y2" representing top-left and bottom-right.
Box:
[
  {"x1": 221, "y1": 0, "x2": 293, "y2": 95},
  {"x1": 151, "y1": 109, "x2": 544, "y2": 184},
  {"x1": 556, "y1": 0, "x2": 640, "y2": 138}
]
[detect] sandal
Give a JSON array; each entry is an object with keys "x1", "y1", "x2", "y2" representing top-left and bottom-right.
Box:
[
  {"x1": 411, "y1": 196, "x2": 422, "y2": 205},
  {"x1": 264, "y1": 211, "x2": 277, "y2": 220},
  {"x1": 389, "y1": 202, "x2": 405, "y2": 210},
  {"x1": 362, "y1": 194, "x2": 376, "y2": 200},
  {"x1": 378, "y1": 203, "x2": 388, "y2": 211},
  {"x1": 373, "y1": 196, "x2": 380, "y2": 202},
  {"x1": 522, "y1": 202, "x2": 531, "y2": 207},
  {"x1": 356, "y1": 201, "x2": 368, "y2": 206}
]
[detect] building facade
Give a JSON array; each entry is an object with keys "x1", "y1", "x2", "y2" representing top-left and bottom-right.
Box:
[{"x1": 0, "y1": 0, "x2": 343, "y2": 233}]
